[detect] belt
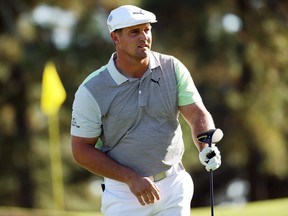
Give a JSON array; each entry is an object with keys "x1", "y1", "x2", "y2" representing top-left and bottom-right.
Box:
[{"x1": 149, "y1": 162, "x2": 185, "y2": 182}]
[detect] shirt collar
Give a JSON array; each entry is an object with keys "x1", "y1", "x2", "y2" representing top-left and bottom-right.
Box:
[
  {"x1": 107, "y1": 53, "x2": 128, "y2": 85},
  {"x1": 149, "y1": 51, "x2": 160, "y2": 70},
  {"x1": 107, "y1": 51, "x2": 160, "y2": 85}
]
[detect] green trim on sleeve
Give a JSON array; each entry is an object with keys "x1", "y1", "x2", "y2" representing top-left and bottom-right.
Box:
[
  {"x1": 82, "y1": 65, "x2": 107, "y2": 85},
  {"x1": 174, "y1": 58, "x2": 202, "y2": 106}
]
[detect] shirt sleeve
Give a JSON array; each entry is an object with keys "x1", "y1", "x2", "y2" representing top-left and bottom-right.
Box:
[
  {"x1": 174, "y1": 57, "x2": 202, "y2": 106},
  {"x1": 70, "y1": 85, "x2": 102, "y2": 138}
]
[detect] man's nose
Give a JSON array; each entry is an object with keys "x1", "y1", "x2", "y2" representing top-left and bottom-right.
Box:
[{"x1": 140, "y1": 31, "x2": 149, "y2": 40}]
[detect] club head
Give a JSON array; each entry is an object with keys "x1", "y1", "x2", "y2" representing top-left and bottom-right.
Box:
[
  {"x1": 197, "y1": 128, "x2": 223, "y2": 145},
  {"x1": 211, "y1": 128, "x2": 223, "y2": 143}
]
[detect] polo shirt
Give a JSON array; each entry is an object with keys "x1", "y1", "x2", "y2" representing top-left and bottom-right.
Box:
[{"x1": 71, "y1": 51, "x2": 202, "y2": 176}]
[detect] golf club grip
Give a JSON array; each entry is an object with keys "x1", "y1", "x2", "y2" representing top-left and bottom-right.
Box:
[{"x1": 207, "y1": 151, "x2": 216, "y2": 159}]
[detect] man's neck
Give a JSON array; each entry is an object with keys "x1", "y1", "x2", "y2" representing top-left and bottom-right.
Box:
[{"x1": 114, "y1": 55, "x2": 150, "y2": 78}]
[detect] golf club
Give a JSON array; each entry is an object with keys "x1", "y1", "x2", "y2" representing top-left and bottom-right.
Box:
[{"x1": 197, "y1": 128, "x2": 223, "y2": 216}]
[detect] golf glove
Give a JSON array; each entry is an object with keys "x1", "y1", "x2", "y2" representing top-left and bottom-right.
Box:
[{"x1": 199, "y1": 145, "x2": 221, "y2": 171}]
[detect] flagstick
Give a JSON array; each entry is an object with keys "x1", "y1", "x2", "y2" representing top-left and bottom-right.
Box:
[
  {"x1": 41, "y1": 61, "x2": 66, "y2": 210},
  {"x1": 48, "y1": 113, "x2": 65, "y2": 210}
]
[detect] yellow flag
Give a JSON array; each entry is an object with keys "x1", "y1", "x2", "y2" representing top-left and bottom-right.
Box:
[{"x1": 41, "y1": 61, "x2": 66, "y2": 116}]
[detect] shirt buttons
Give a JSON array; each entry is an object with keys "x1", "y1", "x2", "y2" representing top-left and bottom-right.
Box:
[{"x1": 139, "y1": 90, "x2": 142, "y2": 94}]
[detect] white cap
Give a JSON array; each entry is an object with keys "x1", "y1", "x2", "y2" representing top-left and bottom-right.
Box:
[{"x1": 107, "y1": 5, "x2": 157, "y2": 33}]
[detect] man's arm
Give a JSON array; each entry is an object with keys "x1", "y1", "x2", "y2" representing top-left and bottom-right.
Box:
[
  {"x1": 71, "y1": 135, "x2": 160, "y2": 205},
  {"x1": 179, "y1": 101, "x2": 215, "y2": 151}
]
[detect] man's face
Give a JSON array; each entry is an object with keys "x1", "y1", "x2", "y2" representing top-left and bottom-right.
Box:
[{"x1": 113, "y1": 23, "x2": 152, "y2": 60}]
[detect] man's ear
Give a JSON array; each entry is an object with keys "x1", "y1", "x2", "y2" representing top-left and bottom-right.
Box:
[{"x1": 111, "y1": 32, "x2": 119, "y2": 45}]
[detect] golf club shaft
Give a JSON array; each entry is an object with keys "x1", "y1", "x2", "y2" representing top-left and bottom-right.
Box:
[
  {"x1": 208, "y1": 133, "x2": 214, "y2": 216},
  {"x1": 197, "y1": 129, "x2": 223, "y2": 216},
  {"x1": 210, "y1": 170, "x2": 214, "y2": 216}
]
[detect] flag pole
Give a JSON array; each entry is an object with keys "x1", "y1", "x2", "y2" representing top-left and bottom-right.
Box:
[
  {"x1": 41, "y1": 61, "x2": 67, "y2": 210},
  {"x1": 48, "y1": 114, "x2": 65, "y2": 210}
]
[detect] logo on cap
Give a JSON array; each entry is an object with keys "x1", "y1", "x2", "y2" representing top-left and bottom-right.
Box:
[
  {"x1": 108, "y1": 15, "x2": 113, "y2": 22},
  {"x1": 133, "y1": 10, "x2": 144, "y2": 15}
]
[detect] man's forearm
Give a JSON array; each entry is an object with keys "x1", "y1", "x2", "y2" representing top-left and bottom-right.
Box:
[
  {"x1": 71, "y1": 136, "x2": 161, "y2": 205},
  {"x1": 191, "y1": 109, "x2": 215, "y2": 151},
  {"x1": 71, "y1": 137, "x2": 140, "y2": 184},
  {"x1": 179, "y1": 102, "x2": 215, "y2": 151}
]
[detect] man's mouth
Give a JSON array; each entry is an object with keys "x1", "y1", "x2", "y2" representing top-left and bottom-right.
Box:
[{"x1": 138, "y1": 43, "x2": 149, "y2": 48}]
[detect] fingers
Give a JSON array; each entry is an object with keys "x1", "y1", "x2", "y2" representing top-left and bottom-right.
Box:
[
  {"x1": 205, "y1": 154, "x2": 221, "y2": 171},
  {"x1": 131, "y1": 178, "x2": 161, "y2": 206},
  {"x1": 137, "y1": 192, "x2": 155, "y2": 206},
  {"x1": 137, "y1": 189, "x2": 160, "y2": 206},
  {"x1": 199, "y1": 147, "x2": 212, "y2": 165},
  {"x1": 199, "y1": 145, "x2": 221, "y2": 171}
]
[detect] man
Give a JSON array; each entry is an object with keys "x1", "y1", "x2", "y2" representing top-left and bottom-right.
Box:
[{"x1": 71, "y1": 5, "x2": 221, "y2": 216}]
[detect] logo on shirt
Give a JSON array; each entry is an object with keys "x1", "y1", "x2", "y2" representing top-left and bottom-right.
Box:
[
  {"x1": 71, "y1": 117, "x2": 80, "y2": 128},
  {"x1": 150, "y1": 78, "x2": 160, "y2": 86}
]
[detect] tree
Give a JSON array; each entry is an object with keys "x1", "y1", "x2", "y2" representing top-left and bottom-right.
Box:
[{"x1": 0, "y1": 0, "x2": 287, "y2": 210}]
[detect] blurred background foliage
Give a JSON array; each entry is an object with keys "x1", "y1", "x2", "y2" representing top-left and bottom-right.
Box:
[{"x1": 0, "y1": 0, "x2": 287, "y2": 212}]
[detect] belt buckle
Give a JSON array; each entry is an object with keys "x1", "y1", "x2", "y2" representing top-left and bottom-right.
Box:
[
  {"x1": 153, "y1": 172, "x2": 167, "y2": 182},
  {"x1": 152, "y1": 162, "x2": 184, "y2": 182}
]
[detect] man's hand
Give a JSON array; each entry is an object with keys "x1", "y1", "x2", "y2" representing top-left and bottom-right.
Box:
[
  {"x1": 199, "y1": 145, "x2": 221, "y2": 171},
  {"x1": 127, "y1": 176, "x2": 161, "y2": 206}
]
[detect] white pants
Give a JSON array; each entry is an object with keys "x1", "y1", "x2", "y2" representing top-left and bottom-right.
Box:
[{"x1": 101, "y1": 170, "x2": 194, "y2": 216}]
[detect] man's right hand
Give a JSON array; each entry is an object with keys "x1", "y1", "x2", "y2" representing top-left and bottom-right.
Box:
[
  {"x1": 71, "y1": 136, "x2": 161, "y2": 205},
  {"x1": 127, "y1": 176, "x2": 161, "y2": 206}
]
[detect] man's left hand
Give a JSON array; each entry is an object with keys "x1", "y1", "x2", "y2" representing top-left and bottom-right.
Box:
[{"x1": 199, "y1": 145, "x2": 221, "y2": 171}]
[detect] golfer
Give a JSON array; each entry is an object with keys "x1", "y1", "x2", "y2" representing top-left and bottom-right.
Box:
[{"x1": 71, "y1": 5, "x2": 221, "y2": 216}]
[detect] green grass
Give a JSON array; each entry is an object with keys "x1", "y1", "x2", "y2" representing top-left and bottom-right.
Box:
[
  {"x1": 192, "y1": 198, "x2": 288, "y2": 216},
  {"x1": 0, "y1": 198, "x2": 287, "y2": 216}
]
